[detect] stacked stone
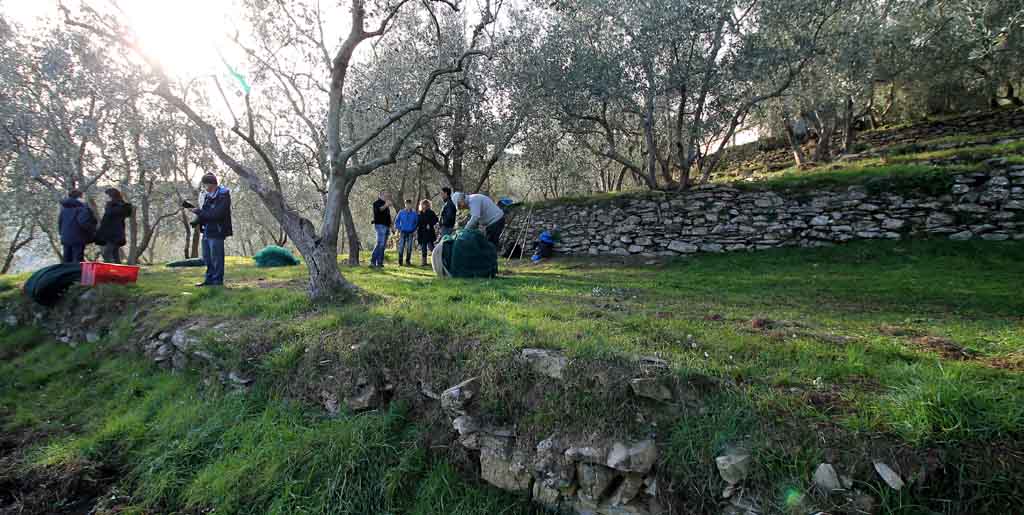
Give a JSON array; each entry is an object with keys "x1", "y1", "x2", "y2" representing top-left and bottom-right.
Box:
[{"x1": 508, "y1": 164, "x2": 1024, "y2": 259}]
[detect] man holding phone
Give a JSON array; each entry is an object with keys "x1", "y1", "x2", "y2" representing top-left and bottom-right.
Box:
[{"x1": 185, "y1": 173, "x2": 233, "y2": 286}]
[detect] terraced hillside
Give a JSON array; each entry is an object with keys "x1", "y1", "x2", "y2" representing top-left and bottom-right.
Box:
[{"x1": 2, "y1": 238, "x2": 1023, "y2": 515}]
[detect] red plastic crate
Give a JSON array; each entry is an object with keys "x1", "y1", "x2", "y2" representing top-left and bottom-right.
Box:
[{"x1": 81, "y1": 262, "x2": 140, "y2": 286}]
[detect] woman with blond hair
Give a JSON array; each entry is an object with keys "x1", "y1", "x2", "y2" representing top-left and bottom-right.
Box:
[{"x1": 416, "y1": 198, "x2": 439, "y2": 266}]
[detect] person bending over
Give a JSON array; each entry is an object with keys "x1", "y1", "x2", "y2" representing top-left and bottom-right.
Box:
[{"x1": 451, "y1": 192, "x2": 505, "y2": 248}]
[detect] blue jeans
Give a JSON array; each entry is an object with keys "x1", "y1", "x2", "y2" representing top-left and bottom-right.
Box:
[
  {"x1": 202, "y1": 237, "x2": 225, "y2": 285},
  {"x1": 398, "y1": 232, "x2": 416, "y2": 264},
  {"x1": 371, "y1": 224, "x2": 389, "y2": 266},
  {"x1": 62, "y1": 244, "x2": 85, "y2": 263}
]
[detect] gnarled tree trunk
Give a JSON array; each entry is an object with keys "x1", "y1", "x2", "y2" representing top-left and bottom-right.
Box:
[{"x1": 783, "y1": 117, "x2": 807, "y2": 167}]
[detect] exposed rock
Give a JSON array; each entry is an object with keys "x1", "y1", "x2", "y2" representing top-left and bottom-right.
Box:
[
  {"x1": 3, "y1": 314, "x2": 18, "y2": 327},
  {"x1": 576, "y1": 500, "x2": 653, "y2": 515},
  {"x1": 949, "y1": 230, "x2": 973, "y2": 240},
  {"x1": 521, "y1": 348, "x2": 569, "y2": 380},
  {"x1": 440, "y1": 377, "x2": 479, "y2": 415},
  {"x1": 567, "y1": 445, "x2": 608, "y2": 465},
  {"x1": 533, "y1": 481, "x2": 569, "y2": 511},
  {"x1": 668, "y1": 241, "x2": 699, "y2": 253},
  {"x1": 345, "y1": 375, "x2": 380, "y2": 412},
  {"x1": 535, "y1": 435, "x2": 575, "y2": 490},
  {"x1": 606, "y1": 440, "x2": 657, "y2": 474},
  {"x1": 171, "y1": 352, "x2": 188, "y2": 371},
  {"x1": 228, "y1": 371, "x2": 253, "y2": 385},
  {"x1": 716, "y1": 448, "x2": 752, "y2": 485},
  {"x1": 576, "y1": 463, "x2": 617, "y2": 503},
  {"x1": 813, "y1": 463, "x2": 843, "y2": 492},
  {"x1": 452, "y1": 415, "x2": 480, "y2": 437},
  {"x1": 873, "y1": 461, "x2": 905, "y2": 491},
  {"x1": 643, "y1": 476, "x2": 657, "y2": 497},
  {"x1": 320, "y1": 390, "x2": 340, "y2": 415},
  {"x1": 171, "y1": 327, "x2": 199, "y2": 352},
  {"x1": 722, "y1": 491, "x2": 762, "y2": 515},
  {"x1": 629, "y1": 378, "x2": 672, "y2": 402},
  {"x1": 480, "y1": 438, "x2": 533, "y2": 493},
  {"x1": 608, "y1": 473, "x2": 644, "y2": 506},
  {"x1": 85, "y1": 331, "x2": 101, "y2": 344}
]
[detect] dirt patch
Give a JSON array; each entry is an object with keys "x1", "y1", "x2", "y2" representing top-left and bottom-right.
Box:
[
  {"x1": 0, "y1": 423, "x2": 117, "y2": 515},
  {"x1": 910, "y1": 335, "x2": 977, "y2": 360},
  {"x1": 986, "y1": 352, "x2": 1024, "y2": 372},
  {"x1": 878, "y1": 324, "x2": 924, "y2": 337}
]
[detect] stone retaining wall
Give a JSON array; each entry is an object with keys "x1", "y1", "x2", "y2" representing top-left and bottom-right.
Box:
[{"x1": 505, "y1": 161, "x2": 1024, "y2": 258}]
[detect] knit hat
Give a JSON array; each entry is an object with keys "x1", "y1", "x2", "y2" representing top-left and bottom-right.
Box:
[
  {"x1": 200, "y1": 173, "x2": 218, "y2": 185},
  {"x1": 451, "y1": 192, "x2": 465, "y2": 206}
]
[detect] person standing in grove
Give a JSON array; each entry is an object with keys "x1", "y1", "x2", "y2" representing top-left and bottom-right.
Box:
[
  {"x1": 95, "y1": 188, "x2": 133, "y2": 264},
  {"x1": 370, "y1": 191, "x2": 393, "y2": 268},
  {"x1": 57, "y1": 189, "x2": 97, "y2": 263},
  {"x1": 394, "y1": 199, "x2": 420, "y2": 266},
  {"x1": 192, "y1": 174, "x2": 232, "y2": 287},
  {"x1": 416, "y1": 199, "x2": 439, "y2": 266},
  {"x1": 439, "y1": 187, "x2": 457, "y2": 238},
  {"x1": 451, "y1": 192, "x2": 506, "y2": 248}
]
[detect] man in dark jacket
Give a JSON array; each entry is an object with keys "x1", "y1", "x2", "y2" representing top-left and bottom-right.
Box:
[
  {"x1": 57, "y1": 189, "x2": 97, "y2": 263},
  {"x1": 439, "y1": 187, "x2": 456, "y2": 238},
  {"x1": 192, "y1": 173, "x2": 233, "y2": 286},
  {"x1": 370, "y1": 191, "x2": 393, "y2": 268},
  {"x1": 95, "y1": 188, "x2": 133, "y2": 264}
]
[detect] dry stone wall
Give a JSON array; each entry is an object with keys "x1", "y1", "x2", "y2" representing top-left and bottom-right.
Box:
[{"x1": 506, "y1": 162, "x2": 1024, "y2": 258}]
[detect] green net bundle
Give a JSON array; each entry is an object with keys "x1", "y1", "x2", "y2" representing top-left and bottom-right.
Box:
[
  {"x1": 253, "y1": 246, "x2": 300, "y2": 268},
  {"x1": 23, "y1": 263, "x2": 82, "y2": 306},
  {"x1": 442, "y1": 230, "x2": 497, "y2": 279}
]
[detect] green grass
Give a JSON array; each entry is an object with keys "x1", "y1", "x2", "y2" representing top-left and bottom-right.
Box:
[
  {"x1": 3, "y1": 240, "x2": 1024, "y2": 513},
  {"x1": 736, "y1": 162, "x2": 980, "y2": 195},
  {"x1": 881, "y1": 130, "x2": 1021, "y2": 156},
  {"x1": 0, "y1": 328, "x2": 527, "y2": 515}
]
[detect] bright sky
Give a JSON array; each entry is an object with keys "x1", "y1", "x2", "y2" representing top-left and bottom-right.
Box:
[{"x1": 3, "y1": 0, "x2": 238, "y2": 78}]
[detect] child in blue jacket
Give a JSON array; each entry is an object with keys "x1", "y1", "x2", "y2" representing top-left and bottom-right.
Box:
[{"x1": 394, "y1": 199, "x2": 420, "y2": 266}]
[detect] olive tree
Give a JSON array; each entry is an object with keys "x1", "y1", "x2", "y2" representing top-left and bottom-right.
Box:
[
  {"x1": 63, "y1": 0, "x2": 494, "y2": 298},
  {"x1": 532, "y1": 0, "x2": 846, "y2": 190}
]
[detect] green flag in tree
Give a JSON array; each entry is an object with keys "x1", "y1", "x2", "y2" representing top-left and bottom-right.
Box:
[{"x1": 218, "y1": 51, "x2": 251, "y2": 95}]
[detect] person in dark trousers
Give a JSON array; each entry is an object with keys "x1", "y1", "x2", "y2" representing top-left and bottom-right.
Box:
[
  {"x1": 439, "y1": 187, "x2": 456, "y2": 238},
  {"x1": 58, "y1": 189, "x2": 97, "y2": 263},
  {"x1": 370, "y1": 191, "x2": 393, "y2": 268},
  {"x1": 394, "y1": 199, "x2": 420, "y2": 266},
  {"x1": 95, "y1": 188, "x2": 133, "y2": 264},
  {"x1": 416, "y1": 199, "x2": 439, "y2": 266},
  {"x1": 192, "y1": 174, "x2": 232, "y2": 287},
  {"x1": 451, "y1": 192, "x2": 506, "y2": 248}
]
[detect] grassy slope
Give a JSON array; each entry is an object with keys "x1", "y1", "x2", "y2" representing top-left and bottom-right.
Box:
[
  {"x1": 2, "y1": 239, "x2": 1024, "y2": 514},
  {"x1": 0, "y1": 327, "x2": 528, "y2": 515}
]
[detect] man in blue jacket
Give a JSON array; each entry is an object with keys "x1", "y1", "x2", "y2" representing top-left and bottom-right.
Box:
[
  {"x1": 394, "y1": 199, "x2": 420, "y2": 266},
  {"x1": 192, "y1": 173, "x2": 233, "y2": 287},
  {"x1": 57, "y1": 189, "x2": 97, "y2": 263}
]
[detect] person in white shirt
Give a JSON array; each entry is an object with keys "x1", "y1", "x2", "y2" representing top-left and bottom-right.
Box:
[{"x1": 451, "y1": 192, "x2": 506, "y2": 247}]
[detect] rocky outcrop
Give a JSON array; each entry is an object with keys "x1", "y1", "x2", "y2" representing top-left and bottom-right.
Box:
[
  {"x1": 505, "y1": 164, "x2": 1024, "y2": 258},
  {"x1": 441, "y1": 370, "x2": 666, "y2": 515}
]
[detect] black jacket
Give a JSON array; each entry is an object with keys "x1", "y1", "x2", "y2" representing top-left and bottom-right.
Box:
[
  {"x1": 417, "y1": 209, "x2": 439, "y2": 244},
  {"x1": 196, "y1": 187, "x2": 233, "y2": 239},
  {"x1": 58, "y1": 198, "x2": 97, "y2": 246},
  {"x1": 439, "y1": 198, "x2": 456, "y2": 228},
  {"x1": 96, "y1": 200, "x2": 133, "y2": 247},
  {"x1": 372, "y1": 199, "x2": 392, "y2": 226}
]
